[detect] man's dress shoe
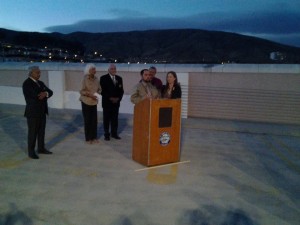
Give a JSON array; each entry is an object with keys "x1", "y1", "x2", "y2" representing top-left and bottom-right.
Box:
[
  {"x1": 29, "y1": 154, "x2": 39, "y2": 159},
  {"x1": 104, "y1": 137, "x2": 110, "y2": 141},
  {"x1": 111, "y1": 135, "x2": 121, "y2": 140},
  {"x1": 38, "y1": 149, "x2": 53, "y2": 154}
]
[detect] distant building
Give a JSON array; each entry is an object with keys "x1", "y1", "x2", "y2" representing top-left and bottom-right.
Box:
[{"x1": 270, "y1": 52, "x2": 286, "y2": 61}]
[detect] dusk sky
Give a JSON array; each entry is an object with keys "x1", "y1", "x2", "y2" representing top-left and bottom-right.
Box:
[{"x1": 1, "y1": 0, "x2": 300, "y2": 47}]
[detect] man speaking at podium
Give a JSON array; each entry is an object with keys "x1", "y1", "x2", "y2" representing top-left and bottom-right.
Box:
[{"x1": 130, "y1": 69, "x2": 160, "y2": 104}]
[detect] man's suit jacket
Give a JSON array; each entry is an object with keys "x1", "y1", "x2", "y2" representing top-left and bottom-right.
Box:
[
  {"x1": 100, "y1": 74, "x2": 124, "y2": 108},
  {"x1": 130, "y1": 81, "x2": 160, "y2": 104},
  {"x1": 22, "y1": 78, "x2": 53, "y2": 118}
]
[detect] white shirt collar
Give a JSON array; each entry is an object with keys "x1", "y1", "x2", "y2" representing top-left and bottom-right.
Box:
[{"x1": 29, "y1": 77, "x2": 38, "y2": 83}]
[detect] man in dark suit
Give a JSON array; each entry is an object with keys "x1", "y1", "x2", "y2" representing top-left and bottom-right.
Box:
[
  {"x1": 22, "y1": 66, "x2": 53, "y2": 159},
  {"x1": 100, "y1": 64, "x2": 124, "y2": 140}
]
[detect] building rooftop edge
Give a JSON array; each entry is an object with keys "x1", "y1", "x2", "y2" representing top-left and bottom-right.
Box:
[{"x1": 0, "y1": 62, "x2": 299, "y2": 73}]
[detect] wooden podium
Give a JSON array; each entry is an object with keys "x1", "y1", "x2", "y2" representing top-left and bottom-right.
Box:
[{"x1": 132, "y1": 98, "x2": 181, "y2": 166}]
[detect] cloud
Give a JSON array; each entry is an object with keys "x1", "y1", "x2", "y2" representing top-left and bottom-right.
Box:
[
  {"x1": 107, "y1": 8, "x2": 146, "y2": 18},
  {"x1": 45, "y1": 9, "x2": 300, "y2": 47}
]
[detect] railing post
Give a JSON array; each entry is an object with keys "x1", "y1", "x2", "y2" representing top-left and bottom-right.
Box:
[
  {"x1": 177, "y1": 72, "x2": 189, "y2": 118},
  {"x1": 48, "y1": 70, "x2": 65, "y2": 109}
]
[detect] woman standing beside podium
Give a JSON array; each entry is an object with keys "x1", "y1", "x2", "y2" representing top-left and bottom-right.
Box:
[{"x1": 161, "y1": 71, "x2": 182, "y2": 99}]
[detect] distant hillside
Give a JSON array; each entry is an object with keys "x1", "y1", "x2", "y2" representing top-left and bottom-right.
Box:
[
  {"x1": 1, "y1": 28, "x2": 300, "y2": 63},
  {"x1": 0, "y1": 28, "x2": 84, "y2": 53}
]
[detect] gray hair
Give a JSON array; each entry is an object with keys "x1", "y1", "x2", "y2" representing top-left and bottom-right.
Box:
[
  {"x1": 108, "y1": 63, "x2": 116, "y2": 70},
  {"x1": 149, "y1": 66, "x2": 157, "y2": 71},
  {"x1": 84, "y1": 63, "x2": 96, "y2": 75},
  {"x1": 28, "y1": 66, "x2": 40, "y2": 76}
]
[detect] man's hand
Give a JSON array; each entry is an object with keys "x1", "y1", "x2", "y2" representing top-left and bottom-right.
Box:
[
  {"x1": 109, "y1": 97, "x2": 119, "y2": 103},
  {"x1": 38, "y1": 91, "x2": 48, "y2": 100}
]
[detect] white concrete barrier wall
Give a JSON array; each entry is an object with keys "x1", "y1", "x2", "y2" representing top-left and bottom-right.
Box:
[
  {"x1": 48, "y1": 70, "x2": 65, "y2": 109},
  {"x1": 0, "y1": 86, "x2": 25, "y2": 105},
  {"x1": 1, "y1": 63, "x2": 300, "y2": 124}
]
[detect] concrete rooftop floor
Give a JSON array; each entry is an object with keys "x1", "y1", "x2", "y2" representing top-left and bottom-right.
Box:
[{"x1": 0, "y1": 103, "x2": 299, "y2": 225}]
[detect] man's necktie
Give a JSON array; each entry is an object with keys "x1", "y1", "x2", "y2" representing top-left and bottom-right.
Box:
[{"x1": 146, "y1": 84, "x2": 152, "y2": 97}]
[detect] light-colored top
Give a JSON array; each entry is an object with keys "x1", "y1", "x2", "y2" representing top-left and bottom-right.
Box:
[
  {"x1": 130, "y1": 81, "x2": 160, "y2": 104},
  {"x1": 79, "y1": 74, "x2": 102, "y2": 105}
]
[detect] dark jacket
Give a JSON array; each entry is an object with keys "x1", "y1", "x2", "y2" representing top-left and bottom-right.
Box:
[
  {"x1": 22, "y1": 78, "x2": 53, "y2": 117},
  {"x1": 100, "y1": 74, "x2": 124, "y2": 108},
  {"x1": 161, "y1": 84, "x2": 182, "y2": 99}
]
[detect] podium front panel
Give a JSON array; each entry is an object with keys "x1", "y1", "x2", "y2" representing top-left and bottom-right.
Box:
[
  {"x1": 148, "y1": 99, "x2": 181, "y2": 166},
  {"x1": 132, "y1": 99, "x2": 181, "y2": 166}
]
